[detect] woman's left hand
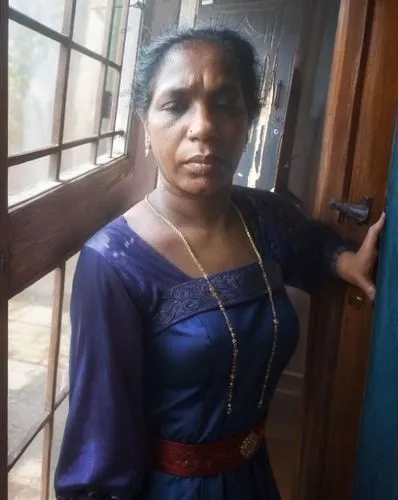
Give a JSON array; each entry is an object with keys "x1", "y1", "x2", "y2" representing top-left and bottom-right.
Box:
[{"x1": 336, "y1": 213, "x2": 385, "y2": 301}]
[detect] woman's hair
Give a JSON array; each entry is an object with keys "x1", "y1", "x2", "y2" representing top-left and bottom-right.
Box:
[{"x1": 134, "y1": 28, "x2": 261, "y2": 124}]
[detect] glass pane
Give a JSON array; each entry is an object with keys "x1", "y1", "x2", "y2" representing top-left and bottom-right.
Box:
[
  {"x1": 60, "y1": 143, "x2": 96, "y2": 181},
  {"x1": 8, "y1": 272, "x2": 55, "y2": 456},
  {"x1": 109, "y1": 1, "x2": 126, "y2": 63},
  {"x1": 112, "y1": 133, "x2": 127, "y2": 158},
  {"x1": 9, "y1": 21, "x2": 60, "y2": 154},
  {"x1": 56, "y1": 254, "x2": 79, "y2": 397},
  {"x1": 10, "y1": 0, "x2": 66, "y2": 33},
  {"x1": 97, "y1": 137, "x2": 113, "y2": 164},
  {"x1": 73, "y1": 0, "x2": 114, "y2": 56},
  {"x1": 8, "y1": 430, "x2": 44, "y2": 499},
  {"x1": 96, "y1": 137, "x2": 124, "y2": 165},
  {"x1": 101, "y1": 68, "x2": 120, "y2": 133},
  {"x1": 8, "y1": 156, "x2": 59, "y2": 206},
  {"x1": 115, "y1": 7, "x2": 142, "y2": 154},
  {"x1": 63, "y1": 52, "x2": 103, "y2": 142}
]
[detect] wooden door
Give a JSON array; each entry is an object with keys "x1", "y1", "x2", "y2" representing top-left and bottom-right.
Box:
[
  {"x1": 296, "y1": 0, "x2": 398, "y2": 498},
  {"x1": 195, "y1": 0, "x2": 303, "y2": 190}
]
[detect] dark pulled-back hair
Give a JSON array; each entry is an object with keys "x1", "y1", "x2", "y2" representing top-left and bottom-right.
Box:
[{"x1": 134, "y1": 28, "x2": 261, "y2": 124}]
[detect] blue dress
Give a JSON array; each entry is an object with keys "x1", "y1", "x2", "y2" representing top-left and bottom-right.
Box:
[{"x1": 55, "y1": 187, "x2": 355, "y2": 500}]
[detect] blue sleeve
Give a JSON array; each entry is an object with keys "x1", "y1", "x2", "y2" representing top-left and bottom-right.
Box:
[
  {"x1": 55, "y1": 246, "x2": 144, "y2": 500},
  {"x1": 253, "y1": 190, "x2": 358, "y2": 294}
]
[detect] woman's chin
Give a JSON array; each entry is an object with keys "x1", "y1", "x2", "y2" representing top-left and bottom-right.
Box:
[{"x1": 178, "y1": 173, "x2": 233, "y2": 197}]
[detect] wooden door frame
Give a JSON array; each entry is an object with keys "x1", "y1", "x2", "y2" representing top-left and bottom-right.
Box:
[{"x1": 297, "y1": 0, "x2": 397, "y2": 498}]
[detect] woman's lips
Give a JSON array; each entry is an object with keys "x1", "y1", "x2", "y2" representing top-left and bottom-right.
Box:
[
  {"x1": 183, "y1": 155, "x2": 224, "y2": 175},
  {"x1": 184, "y1": 162, "x2": 218, "y2": 174}
]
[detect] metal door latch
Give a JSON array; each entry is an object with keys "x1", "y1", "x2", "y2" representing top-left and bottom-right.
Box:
[{"x1": 329, "y1": 197, "x2": 372, "y2": 224}]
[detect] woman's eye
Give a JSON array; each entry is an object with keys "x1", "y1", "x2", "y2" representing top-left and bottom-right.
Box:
[
  {"x1": 216, "y1": 97, "x2": 242, "y2": 110},
  {"x1": 162, "y1": 101, "x2": 185, "y2": 113}
]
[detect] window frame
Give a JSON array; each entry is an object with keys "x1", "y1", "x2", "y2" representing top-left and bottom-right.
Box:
[
  {"x1": 2, "y1": 0, "x2": 185, "y2": 495},
  {"x1": 8, "y1": 0, "x2": 131, "y2": 205},
  {"x1": 2, "y1": 0, "x2": 154, "y2": 498},
  {"x1": 7, "y1": 0, "x2": 145, "y2": 294}
]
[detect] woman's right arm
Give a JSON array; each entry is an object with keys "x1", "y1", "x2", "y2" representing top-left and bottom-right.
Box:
[{"x1": 55, "y1": 246, "x2": 144, "y2": 500}]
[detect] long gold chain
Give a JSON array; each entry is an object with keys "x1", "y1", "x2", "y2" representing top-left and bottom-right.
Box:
[{"x1": 145, "y1": 195, "x2": 279, "y2": 415}]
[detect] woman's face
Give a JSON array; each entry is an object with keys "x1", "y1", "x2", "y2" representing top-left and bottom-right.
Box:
[{"x1": 146, "y1": 41, "x2": 249, "y2": 196}]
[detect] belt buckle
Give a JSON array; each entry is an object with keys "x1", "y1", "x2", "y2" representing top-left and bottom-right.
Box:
[{"x1": 239, "y1": 431, "x2": 259, "y2": 459}]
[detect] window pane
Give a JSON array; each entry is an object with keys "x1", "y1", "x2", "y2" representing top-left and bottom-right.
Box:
[
  {"x1": 112, "y1": 133, "x2": 127, "y2": 158},
  {"x1": 63, "y1": 52, "x2": 103, "y2": 142},
  {"x1": 97, "y1": 137, "x2": 113, "y2": 164},
  {"x1": 73, "y1": 0, "x2": 114, "y2": 56},
  {"x1": 101, "y1": 68, "x2": 120, "y2": 133},
  {"x1": 8, "y1": 272, "x2": 55, "y2": 456},
  {"x1": 9, "y1": 22, "x2": 60, "y2": 155},
  {"x1": 10, "y1": 0, "x2": 66, "y2": 33},
  {"x1": 97, "y1": 137, "x2": 124, "y2": 165},
  {"x1": 56, "y1": 254, "x2": 79, "y2": 397},
  {"x1": 8, "y1": 430, "x2": 44, "y2": 499},
  {"x1": 60, "y1": 143, "x2": 96, "y2": 181},
  {"x1": 115, "y1": 7, "x2": 143, "y2": 154},
  {"x1": 109, "y1": 1, "x2": 127, "y2": 63},
  {"x1": 8, "y1": 156, "x2": 58, "y2": 206}
]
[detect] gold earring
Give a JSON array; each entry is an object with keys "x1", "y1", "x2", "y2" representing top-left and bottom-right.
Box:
[{"x1": 145, "y1": 136, "x2": 151, "y2": 158}]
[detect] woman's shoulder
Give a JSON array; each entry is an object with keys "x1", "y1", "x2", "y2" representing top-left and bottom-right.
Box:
[
  {"x1": 84, "y1": 216, "x2": 133, "y2": 264},
  {"x1": 81, "y1": 216, "x2": 153, "y2": 287}
]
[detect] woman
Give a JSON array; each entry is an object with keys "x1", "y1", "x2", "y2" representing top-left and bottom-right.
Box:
[{"x1": 55, "y1": 28, "x2": 384, "y2": 499}]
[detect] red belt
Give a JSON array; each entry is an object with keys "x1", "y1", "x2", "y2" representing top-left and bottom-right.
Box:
[{"x1": 149, "y1": 420, "x2": 266, "y2": 477}]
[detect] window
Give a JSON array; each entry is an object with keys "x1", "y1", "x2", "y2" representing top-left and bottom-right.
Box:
[
  {"x1": 8, "y1": 0, "x2": 142, "y2": 207},
  {"x1": 2, "y1": 0, "x2": 151, "y2": 498}
]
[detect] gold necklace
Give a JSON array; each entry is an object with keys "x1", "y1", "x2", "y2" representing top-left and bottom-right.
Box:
[{"x1": 145, "y1": 194, "x2": 279, "y2": 415}]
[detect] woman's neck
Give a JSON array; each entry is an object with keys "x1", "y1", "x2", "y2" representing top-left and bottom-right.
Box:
[{"x1": 150, "y1": 184, "x2": 234, "y2": 231}]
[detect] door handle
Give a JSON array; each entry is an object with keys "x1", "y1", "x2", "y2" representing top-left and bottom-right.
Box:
[{"x1": 329, "y1": 197, "x2": 372, "y2": 224}]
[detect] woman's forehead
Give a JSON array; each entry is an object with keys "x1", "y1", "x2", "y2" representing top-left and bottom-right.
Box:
[{"x1": 151, "y1": 42, "x2": 240, "y2": 97}]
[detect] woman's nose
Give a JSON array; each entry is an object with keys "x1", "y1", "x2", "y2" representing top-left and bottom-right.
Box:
[{"x1": 187, "y1": 103, "x2": 217, "y2": 142}]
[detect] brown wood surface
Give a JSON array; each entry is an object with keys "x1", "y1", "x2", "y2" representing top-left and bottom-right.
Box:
[
  {"x1": 0, "y1": 0, "x2": 9, "y2": 497},
  {"x1": 296, "y1": 0, "x2": 374, "y2": 497},
  {"x1": 297, "y1": 0, "x2": 397, "y2": 498},
  {"x1": 9, "y1": 158, "x2": 134, "y2": 297},
  {"x1": 312, "y1": 0, "x2": 374, "y2": 221}
]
